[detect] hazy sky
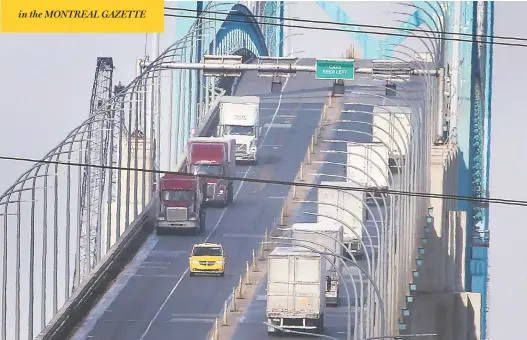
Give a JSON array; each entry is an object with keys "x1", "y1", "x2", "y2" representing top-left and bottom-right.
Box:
[
  {"x1": 488, "y1": 1, "x2": 526, "y2": 339},
  {"x1": 0, "y1": 17, "x2": 181, "y2": 194},
  {"x1": 0, "y1": 1, "x2": 424, "y2": 194}
]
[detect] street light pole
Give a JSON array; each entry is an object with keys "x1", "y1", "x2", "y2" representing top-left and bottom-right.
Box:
[
  {"x1": 308, "y1": 170, "x2": 389, "y2": 339},
  {"x1": 302, "y1": 211, "x2": 372, "y2": 339}
]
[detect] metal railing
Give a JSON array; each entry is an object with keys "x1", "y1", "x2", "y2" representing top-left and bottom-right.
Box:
[{"x1": 0, "y1": 16, "x2": 234, "y2": 340}]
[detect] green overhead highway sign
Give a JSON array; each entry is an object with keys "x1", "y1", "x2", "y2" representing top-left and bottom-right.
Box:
[{"x1": 315, "y1": 59, "x2": 355, "y2": 80}]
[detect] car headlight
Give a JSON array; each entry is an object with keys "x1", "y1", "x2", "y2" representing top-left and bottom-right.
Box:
[
  {"x1": 215, "y1": 260, "x2": 224, "y2": 265},
  {"x1": 158, "y1": 216, "x2": 166, "y2": 221},
  {"x1": 191, "y1": 260, "x2": 200, "y2": 265}
]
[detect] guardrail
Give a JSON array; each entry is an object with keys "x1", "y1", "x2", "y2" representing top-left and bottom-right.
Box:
[{"x1": 36, "y1": 93, "x2": 225, "y2": 340}]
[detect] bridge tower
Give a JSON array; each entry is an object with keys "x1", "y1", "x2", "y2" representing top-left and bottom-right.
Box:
[{"x1": 74, "y1": 57, "x2": 114, "y2": 287}]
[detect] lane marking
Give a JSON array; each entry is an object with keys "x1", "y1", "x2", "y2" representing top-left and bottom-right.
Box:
[
  {"x1": 221, "y1": 233, "x2": 265, "y2": 239},
  {"x1": 138, "y1": 265, "x2": 169, "y2": 270},
  {"x1": 149, "y1": 250, "x2": 188, "y2": 256},
  {"x1": 266, "y1": 114, "x2": 297, "y2": 118},
  {"x1": 142, "y1": 261, "x2": 173, "y2": 265},
  {"x1": 138, "y1": 77, "x2": 291, "y2": 340},
  {"x1": 169, "y1": 318, "x2": 215, "y2": 323},
  {"x1": 263, "y1": 123, "x2": 292, "y2": 129},
  {"x1": 171, "y1": 313, "x2": 218, "y2": 318},
  {"x1": 131, "y1": 274, "x2": 182, "y2": 278}
]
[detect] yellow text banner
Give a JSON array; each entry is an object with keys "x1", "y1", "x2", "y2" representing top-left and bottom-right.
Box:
[{"x1": 1, "y1": 0, "x2": 164, "y2": 33}]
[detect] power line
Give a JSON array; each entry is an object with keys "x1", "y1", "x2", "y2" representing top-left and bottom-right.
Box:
[
  {"x1": 168, "y1": 6, "x2": 520, "y2": 43},
  {"x1": 164, "y1": 9, "x2": 527, "y2": 48},
  {"x1": 0, "y1": 154, "x2": 524, "y2": 207}
]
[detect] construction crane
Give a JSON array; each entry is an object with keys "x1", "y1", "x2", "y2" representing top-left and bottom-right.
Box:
[{"x1": 74, "y1": 57, "x2": 114, "y2": 288}]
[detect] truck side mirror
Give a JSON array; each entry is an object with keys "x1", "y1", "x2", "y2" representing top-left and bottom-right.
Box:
[
  {"x1": 216, "y1": 126, "x2": 221, "y2": 136},
  {"x1": 259, "y1": 126, "x2": 262, "y2": 136}
]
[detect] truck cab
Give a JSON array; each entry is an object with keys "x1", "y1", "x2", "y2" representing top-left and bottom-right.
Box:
[
  {"x1": 156, "y1": 174, "x2": 206, "y2": 235},
  {"x1": 217, "y1": 96, "x2": 260, "y2": 164},
  {"x1": 187, "y1": 137, "x2": 236, "y2": 207}
]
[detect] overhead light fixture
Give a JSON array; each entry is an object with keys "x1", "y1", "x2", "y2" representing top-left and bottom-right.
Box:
[
  {"x1": 332, "y1": 79, "x2": 345, "y2": 96},
  {"x1": 385, "y1": 82, "x2": 397, "y2": 97},
  {"x1": 271, "y1": 76, "x2": 283, "y2": 93}
]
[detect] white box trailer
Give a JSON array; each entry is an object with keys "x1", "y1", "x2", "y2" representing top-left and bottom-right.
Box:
[
  {"x1": 346, "y1": 142, "x2": 390, "y2": 188},
  {"x1": 290, "y1": 222, "x2": 344, "y2": 306},
  {"x1": 218, "y1": 96, "x2": 260, "y2": 164},
  {"x1": 318, "y1": 181, "x2": 366, "y2": 257},
  {"x1": 372, "y1": 105, "x2": 412, "y2": 163},
  {"x1": 267, "y1": 247, "x2": 327, "y2": 334}
]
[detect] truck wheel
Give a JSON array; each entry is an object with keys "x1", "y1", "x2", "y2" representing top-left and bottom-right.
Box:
[
  {"x1": 315, "y1": 314, "x2": 324, "y2": 333},
  {"x1": 227, "y1": 183, "x2": 234, "y2": 203},
  {"x1": 198, "y1": 213, "x2": 205, "y2": 233},
  {"x1": 200, "y1": 212, "x2": 206, "y2": 231}
]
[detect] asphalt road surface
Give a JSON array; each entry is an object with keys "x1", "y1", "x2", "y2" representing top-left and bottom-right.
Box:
[{"x1": 71, "y1": 58, "x2": 332, "y2": 340}]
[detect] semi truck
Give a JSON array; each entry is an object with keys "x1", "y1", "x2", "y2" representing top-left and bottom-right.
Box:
[
  {"x1": 371, "y1": 105, "x2": 412, "y2": 168},
  {"x1": 187, "y1": 137, "x2": 236, "y2": 207},
  {"x1": 290, "y1": 222, "x2": 344, "y2": 306},
  {"x1": 267, "y1": 247, "x2": 326, "y2": 335},
  {"x1": 156, "y1": 174, "x2": 207, "y2": 235},
  {"x1": 346, "y1": 142, "x2": 390, "y2": 202},
  {"x1": 318, "y1": 181, "x2": 366, "y2": 258},
  {"x1": 217, "y1": 96, "x2": 260, "y2": 164}
]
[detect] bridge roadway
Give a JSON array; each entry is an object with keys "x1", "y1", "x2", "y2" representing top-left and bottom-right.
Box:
[
  {"x1": 230, "y1": 73, "x2": 427, "y2": 339},
  {"x1": 70, "y1": 58, "x2": 331, "y2": 340}
]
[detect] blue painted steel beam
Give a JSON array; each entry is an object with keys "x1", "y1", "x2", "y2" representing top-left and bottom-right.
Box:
[
  {"x1": 469, "y1": 2, "x2": 493, "y2": 338},
  {"x1": 211, "y1": 4, "x2": 270, "y2": 56},
  {"x1": 170, "y1": 1, "x2": 281, "y2": 166},
  {"x1": 315, "y1": 1, "x2": 441, "y2": 59}
]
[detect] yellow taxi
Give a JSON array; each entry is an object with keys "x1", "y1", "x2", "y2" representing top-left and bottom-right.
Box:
[{"x1": 189, "y1": 243, "x2": 225, "y2": 276}]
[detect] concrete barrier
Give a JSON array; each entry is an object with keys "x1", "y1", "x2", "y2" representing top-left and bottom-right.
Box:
[{"x1": 36, "y1": 93, "x2": 225, "y2": 340}]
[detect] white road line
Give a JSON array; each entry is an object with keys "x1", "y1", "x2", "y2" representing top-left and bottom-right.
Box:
[
  {"x1": 138, "y1": 265, "x2": 169, "y2": 270},
  {"x1": 138, "y1": 77, "x2": 291, "y2": 340},
  {"x1": 221, "y1": 233, "x2": 265, "y2": 239}
]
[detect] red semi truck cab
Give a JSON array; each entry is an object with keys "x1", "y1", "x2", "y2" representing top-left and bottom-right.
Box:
[
  {"x1": 187, "y1": 137, "x2": 235, "y2": 207},
  {"x1": 156, "y1": 173, "x2": 206, "y2": 235}
]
